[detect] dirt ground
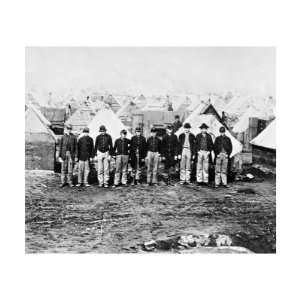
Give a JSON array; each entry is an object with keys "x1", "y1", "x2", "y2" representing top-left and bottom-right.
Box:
[{"x1": 25, "y1": 170, "x2": 276, "y2": 253}]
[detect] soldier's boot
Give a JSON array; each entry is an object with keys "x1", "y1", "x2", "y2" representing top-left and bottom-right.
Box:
[{"x1": 167, "y1": 175, "x2": 171, "y2": 185}]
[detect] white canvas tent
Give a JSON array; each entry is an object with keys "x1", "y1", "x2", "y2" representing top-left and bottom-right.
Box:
[
  {"x1": 88, "y1": 107, "x2": 132, "y2": 142},
  {"x1": 65, "y1": 107, "x2": 96, "y2": 134},
  {"x1": 116, "y1": 100, "x2": 137, "y2": 117},
  {"x1": 25, "y1": 106, "x2": 57, "y2": 170},
  {"x1": 250, "y1": 119, "x2": 276, "y2": 150},
  {"x1": 25, "y1": 106, "x2": 57, "y2": 142},
  {"x1": 29, "y1": 103, "x2": 51, "y2": 127},
  {"x1": 184, "y1": 100, "x2": 211, "y2": 122},
  {"x1": 224, "y1": 95, "x2": 275, "y2": 119},
  {"x1": 176, "y1": 114, "x2": 242, "y2": 157}
]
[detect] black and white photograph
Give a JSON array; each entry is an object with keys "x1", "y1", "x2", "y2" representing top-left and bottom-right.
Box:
[
  {"x1": 25, "y1": 47, "x2": 276, "y2": 254},
  {"x1": 4, "y1": 0, "x2": 300, "y2": 299}
]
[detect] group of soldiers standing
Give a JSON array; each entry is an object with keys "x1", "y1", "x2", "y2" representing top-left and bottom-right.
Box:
[{"x1": 59, "y1": 121, "x2": 233, "y2": 188}]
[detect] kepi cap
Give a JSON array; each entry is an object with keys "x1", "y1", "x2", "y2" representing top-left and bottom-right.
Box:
[
  {"x1": 99, "y1": 125, "x2": 106, "y2": 132},
  {"x1": 199, "y1": 123, "x2": 209, "y2": 129},
  {"x1": 184, "y1": 123, "x2": 191, "y2": 129},
  {"x1": 83, "y1": 127, "x2": 89, "y2": 133},
  {"x1": 219, "y1": 126, "x2": 226, "y2": 133}
]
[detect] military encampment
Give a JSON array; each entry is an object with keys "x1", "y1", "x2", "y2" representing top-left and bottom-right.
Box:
[{"x1": 25, "y1": 47, "x2": 276, "y2": 254}]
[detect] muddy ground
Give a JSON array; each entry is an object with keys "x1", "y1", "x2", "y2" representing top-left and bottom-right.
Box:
[{"x1": 25, "y1": 170, "x2": 276, "y2": 253}]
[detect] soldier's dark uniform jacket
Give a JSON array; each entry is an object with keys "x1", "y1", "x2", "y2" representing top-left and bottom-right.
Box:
[
  {"x1": 146, "y1": 136, "x2": 162, "y2": 153},
  {"x1": 77, "y1": 135, "x2": 94, "y2": 161},
  {"x1": 59, "y1": 133, "x2": 78, "y2": 160},
  {"x1": 178, "y1": 132, "x2": 196, "y2": 157},
  {"x1": 130, "y1": 135, "x2": 147, "y2": 158},
  {"x1": 113, "y1": 138, "x2": 131, "y2": 156},
  {"x1": 161, "y1": 134, "x2": 179, "y2": 168},
  {"x1": 195, "y1": 133, "x2": 214, "y2": 152},
  {"x1": 130, "y1": 135, "x2": 147, "y2": 166},
  {"x1": 213, "y1": 135, "x2": 232, "y2": 156},
  {"x1": 94, "y1": 133, "x2": 113, "y2": 156}
]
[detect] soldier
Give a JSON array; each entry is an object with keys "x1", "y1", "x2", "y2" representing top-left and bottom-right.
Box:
[
  {"x1": 173, "y1": 115, "x2": 182, "y2": 132},
  {"x1": 58, "y1": 124, "x2": 77, "y2": 187},
  {"x1": 94, "y1": 125, "x2": 113, "y2": 188},
  {"x1": 146, "y1": 128, "x2": 161, "y2": 186},
  {"x1": 213, "y1": 126, "x2": 233, "y2": 187},
  {"x1": 76, "y1": 127, "x2": 94, "y2": 187},
  {"x1": 113, "y1": 129, "x2": 131, "y2": 187},
  {"x1": 195, "y1": 123, "x2": 214, "y2": 185},
  {"x1": 161, "y1": 125, "x2": 179, "y2": 185},
  {"x1": 130, "y1": 127, "x2": 147, "y2": 185},
  {"x1": 178, "y1": 123, "x2": 195, "y2": 184}
]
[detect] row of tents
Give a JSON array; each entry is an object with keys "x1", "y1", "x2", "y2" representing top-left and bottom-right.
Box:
[{"x1": 25, "y1": 95, "x2": 276, "y2": 171}]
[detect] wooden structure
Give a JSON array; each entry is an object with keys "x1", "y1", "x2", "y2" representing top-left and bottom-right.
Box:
[
  {"x1": 250, "y1": 120, "x2": 276, "y2": 167},
  {"x1": 236, "y1": 117, "x2": 268, "y2": 152},
  {"x1": 40, "y1": 106, "x2": 67, "y2": 135},
  {"x1": 132, "y1": 110, "x2": 179, "y2": 138}
]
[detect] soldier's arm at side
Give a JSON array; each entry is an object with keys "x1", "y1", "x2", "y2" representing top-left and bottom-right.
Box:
[
  {"x1": 59, "y1": 136, "x2": 63, "y2": 158},
  {"x1": 93, "y1": 136, "x2": 98, "y2": 158},
  {"x1": 74, "y1": 136, "x2": 78, "y2": 160},
  {"x1": 90, "y1": 137, "x2": 94, "y2": 159},
  {"x1": 228, "y1": 137, "x2": 233, "y2": 156},
  {"x1": 112, "y1": 138, "x2": 117, "y2": 157},
  {"x1": 77, "y1": 138, "x2": 81, "y2": 160}
]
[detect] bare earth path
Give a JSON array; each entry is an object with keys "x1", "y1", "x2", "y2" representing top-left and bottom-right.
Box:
[{"x1": 25, "y1": 171, "x2": 276, "y2": 253}]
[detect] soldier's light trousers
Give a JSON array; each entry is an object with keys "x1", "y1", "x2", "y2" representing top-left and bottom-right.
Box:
[
  {"x1": 180, "y1": 148, "x2": 191, "y2": 182},
  {"x1": 146, "y1": 151, "x2": 160, "y2": 183},
  {"x1": 97, "y1": 151, "x2": 110, "y2": 185},
  {"x1": 215, "y1": 153, "x2": 228, "y2": 186},
  {"x1": 114, "y1": 155, "x2": 129, "y2": 185},
  {"x1": 78, "y1": 160, "x2": 90, "y2": 184},
  {"x1": 61, "y1": 151, "x2": 73, "y2": 184},
  {"x1": 131, "y1": 155, "x2": 142, "y2": 180},
  {"x1": 197, "y1": 150, "x2": 209, "y2": 183}
]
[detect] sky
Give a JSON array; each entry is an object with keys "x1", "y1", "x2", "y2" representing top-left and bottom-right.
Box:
[{"x1": 26, "y1": 47, "x2": 275, "y2": 97}]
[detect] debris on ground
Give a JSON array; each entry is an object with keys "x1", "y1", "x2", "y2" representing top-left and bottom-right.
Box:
[
  {"x1": 178, "y1": 235, "x2": 197, "y2": 248},
  {"x1": 213, "y1": 234, "x2": 233, "y2": 247},
  {"x1": 237, "y1": 188, "x2": 256, "y2": 194},
  {"x1": 235, "y1": 172, "x2": 264, "y2": 183},
  {"x1": 143, "y1": 240, "x2": 157, "y2": 251},
  {"x1": 252, "y1": 164, "x2": 276, "y2": 175},
  {"x1": 241, "y1": 165, "x2": 275, "y2": 179},
  {"x1": 141, "y1": 234, "x2": 236, "y2": 252}
]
